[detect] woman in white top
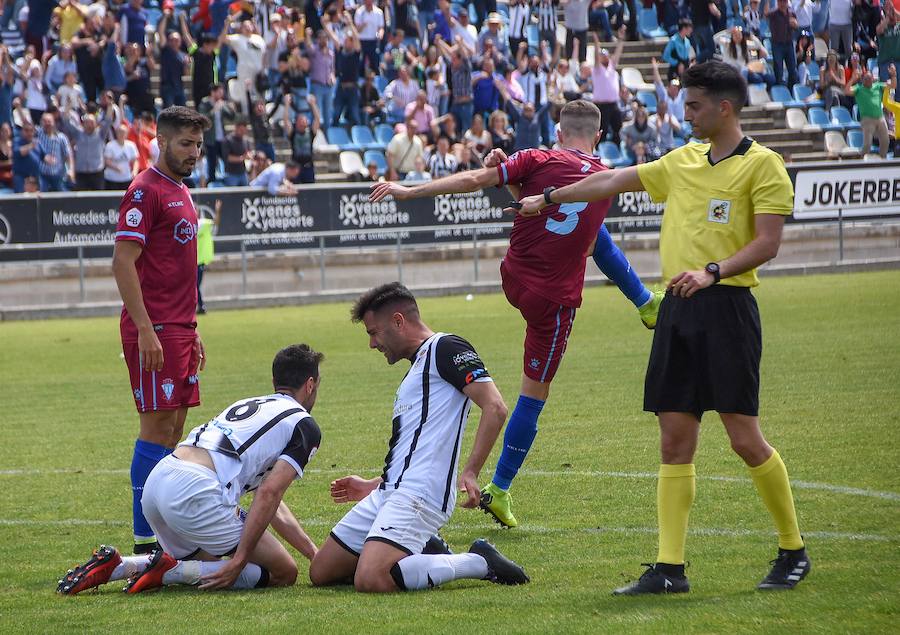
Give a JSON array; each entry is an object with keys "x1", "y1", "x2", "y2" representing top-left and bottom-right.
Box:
[
  {"x1": 56, "y1": 72, "x2": 86, "y2": 114},
  {"x1": 463, "y1": 113, "x2": 492, "y2": 158},
  {"x1": 25, "y1": 59, "x2": 48, "y2": 124},
  {"x1": 719, "y1": 26, "x2": 774, "y2": 88},
  {"x1": 103, "y1": 124, "x2": 138, "y2": 189}
]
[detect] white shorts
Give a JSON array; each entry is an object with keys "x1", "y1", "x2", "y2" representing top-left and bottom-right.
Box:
[
  {"x1": 330, "y1": 488, "x2": 450, "y2": 556},
  {"x1": 141, "y1": 454, "x2": 244, "y2": 559}
]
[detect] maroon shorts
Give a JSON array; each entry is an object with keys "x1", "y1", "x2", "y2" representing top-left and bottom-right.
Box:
[
  {"x1": 501, "y1": 263, "x2": 577, "y2": 383},
  {"x1": 123, "y1": 337, "x2": 201, "y2": 413}
]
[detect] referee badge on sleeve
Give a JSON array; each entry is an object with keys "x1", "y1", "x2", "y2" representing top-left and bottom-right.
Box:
[{"x1": 707, "y1": 199, "x2": 731, "y2": 224}]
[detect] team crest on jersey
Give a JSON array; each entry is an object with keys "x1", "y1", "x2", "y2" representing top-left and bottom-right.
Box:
[
  {"x1": 529, "y1": 358, "x2": 541, "y2": 370},
  {"x1": 161, "y1": 378, "x2": 175, "y2": 401},
  {"x1": 125, "y1": 208, "x2": 142, "y2": 228},
  {"x1": 707, "y1": 199, "x2": 731, "y2": 224},
  {"x1": 173, "y1": 218, "x2": 196, "y2": 244},
  {"x1": 133, "y1": 388, "x2": 143, "y2": 402},
  {"x1": 132, "y1": 189, "x2": 144, "y2": 202}
]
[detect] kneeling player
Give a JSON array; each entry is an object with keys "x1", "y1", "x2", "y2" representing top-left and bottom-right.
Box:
[
  {"x1": 308, "y1": 283, "x2": 529, "y2": 592},
  {"x1": 57, "y1": 344, "x2": 323, "y2": 595}
]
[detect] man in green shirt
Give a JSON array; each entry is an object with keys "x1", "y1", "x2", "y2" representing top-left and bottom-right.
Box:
[
  {"x1": 197, "y1": 199, "x2": 221, "y2": 314},
  {"x1": 845, "y1": 70, "x2": 892, "y2": 158}
]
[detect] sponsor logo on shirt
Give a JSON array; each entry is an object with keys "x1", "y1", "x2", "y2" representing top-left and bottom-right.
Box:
[
  {"x1": 453, "y1": 350, "x2": 480, "y2": 366},
  {"x1": 125, "y1": 208, "x2": 143, "y2": 227},
  {"x1": 167, "y1": 200, "x2": 185, "y2": 208},
  {"x1": 161, "y1": 378, "x2": 175, "y2": 401},
  {"x1": 173, "y1": 218, "x2": 197, "y2": 244},
  {"x1": 465, "y1": 368, "x2": 488, "y2": 384},
  {"x1": 707, "y1": 199, "x2": 731, "y2": 224}
]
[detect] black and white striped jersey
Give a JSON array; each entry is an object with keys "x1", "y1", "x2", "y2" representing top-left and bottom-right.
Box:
[
  {"x1": 536, "y1": 0, "x2": 558, "y2": 33},
  {"x1": 379, "y1": 332, "x2": 493, "y2": 513},
  {"x1": 508, "y1": 1, "x2": 531, "y2": 40},
  {"x1": 181, "y1": 393, "x2": 321, "y2": 505}
]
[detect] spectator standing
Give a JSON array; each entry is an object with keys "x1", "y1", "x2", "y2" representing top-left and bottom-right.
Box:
[
  {"x1": 426, "y1": 134, "x2": 459, "y2": 177},
  {"x1": 562, "y1": 0, "x2": 590, "y2": 63},
  {"x1": 451, "y1": 6, "x2": 479, "y2": 53},
  {"x1": 23, "y1": 57, "x2": 47, "y2": 124},
  {"x1": 227, "y1": 20, "x2": 267, "y2": 114},
  {"x1": 12, "y1": 119, "x2": 40, "y2": 192},
  {"x1": 24, "y1": 0, "x2": 59, "y2": 57},
  {"x1": 103, "y1": 123, "x2": 138, "y2": 189},
  {"x1": 650, "y1": 98, "x2": 681, "y2": 153},
  {"x1": 661, "y1": 18, "x2": 694, "y2": 80},
  {"x1": 720, "y1": 26, "x2": 776, "y2": 87},
  {"x1": 54, "y1": 0, "x2": 88, "y2": 44},
  {"x1": 355, "y1": 0, "x2": 385, "y2": 74},
  {"x1": 464, "y1": 112, "x2": 492, "y2": 156},
  {"x1": 308, "y1": 28, "x2": 337, "y2": 130},
  {"x1": 128, "y1": 111, "x2": 156, "y2": 172},
  {"x1": 0, "y1": 52, "x2": 14, "y2": 127},
  {"x1": 489, "y1": 109, "x2": 514, "y2": 154},
  {"x1": 793, "y1": 0, "x2": 817, "y2": 32},
  {"x1": 248, "y1": 90, "x2": 275, "y2": 161},
  {"x1": 60, "y1": 107, "x2": 111, "y2": 190},
  {"x1": 45, "y1": 43, "x2": 77, "y2": 93},
  {"x1": 846, "y1": 70, "x2": 892, "y2": 158},
  {"x1": 36, "y1": 112, "x2": 73, "y2": 191},
  {"x1": 878, "y1": 4, "x2": 900, "y2": 100},
  {"x1": 222, "y1": 119, "x2": 253, "y2": 186},
  {"x1": 433, "y1": 1, "x2": 455, "y2": 44},
  {"x1": 196, "y1": 199, "x2": 221, "y2": 315},
  {"x1": 384, "y1": 65, "x2": 419, "y2": 123},
  {"x1": 250, "y1": 159, "x2": 302, "y2": 194},
  {"x1": 70, "y1": 12, "x2": 104, "y2": 102},
  {"x1": 518, "y1": 53, "x2": 552, "y2": 145},
  {"x1": 185, "y1": 31, "x2": 218, "y2": 107},
  {"x1": 198, "y1": 83, "x2": 235, "y2": 183},
  {"x1": 56, "y1": 71, "x2": 86, "y2": 113},
  {"x1": 386, "y1": 117, "x2": 425, "y2": 179},
  {"x1": 536, "y1": 0, "x2": 559, "y2": 58},
  {"x1": 689, "y1": 0, "x2": 719, "y2": 63},
  {"x1": 418, "y1": 0, "x2": 437, "y2": 47},
  {"x1": 744, "y1": 0, "x2": 763, "y2": 38},
  {"x1": 284, "y1": 93, "x2": 320, "y2": 183},
  {"x1": 124, "y1": 41, "x2": 156, "y2": 115},
  {"x1": 820, "y1": 50, "x2": 847, "y2": 109},
  {"x1": 360, "y1": 70, "x2": 383, "y2": 124},
  {"x1": 438, "y1": 35, "x2": 474, "y2": 133},
  {"x1": 405, "y1": 90, "x2": 436, "y2": 137},
  {"x1": 334, "y1": 27, "x2": 363, "y2": 126},
  {"x1": 158, "y1": 28, "x2": 189, "y2": 108},
  {"x1": 652, "y1": 57, "x2": 686, "y2": 123},
  {"x1": 119, "y1": 0, "x2": 148, "y2": 48},
  {"x1": 472, "y1": 58, "x2": 502, "y2": 119},
  {"x1": 829, "y1": 0, "x2": 854, "y2": 61},
  {"x1": 0, "y1": 122, "x2": 11, "y2": 189},
  {"x1": 766, "y1": 0, "x2": 799, "y2": 90},
  {"x1": 591, "y1": 30, "x2": 625, "y2": 144},
  {"x1": 852, "y1": 0, "x2": 879, "y2": 65},
  {"x1": 508, "y1": 99, "x2": 549, "y2": 150},
  {"x1": 621, "y1": 105, "x2": 659, "y2": 161}
]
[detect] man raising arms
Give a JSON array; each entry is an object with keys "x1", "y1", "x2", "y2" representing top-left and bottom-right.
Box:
[
  {"x1": 515, "y1": 61, "x2": 810, "y2": 594},
  {"x1": 369, "y1": 101, "x2": 661, "y2": 528},
  {"x1": 112, "y1": 106, "x2": 210, "y2": 555}
]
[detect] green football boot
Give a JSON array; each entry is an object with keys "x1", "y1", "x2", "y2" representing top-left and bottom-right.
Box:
[
  {"x1": 479, "y1": 483, "x2": 518, "y2": 528},
  {"x1": 638, "y1": 290, "x2": 665, "y2": 330}
]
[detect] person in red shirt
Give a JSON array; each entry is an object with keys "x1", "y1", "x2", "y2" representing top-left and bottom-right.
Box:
[
  {"x1": 113, "y1": 106, "x2": 211, "y2": 555},
  {"x1": 369, "y1": 100, "x2": 660, "y2": 528}
]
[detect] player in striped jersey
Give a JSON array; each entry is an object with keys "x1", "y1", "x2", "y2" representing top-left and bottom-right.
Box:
[
  {"x1": 58, "y1": 345, "x2": 323, "y2": 595},
  {"x1": 309, "y1": 283, "x2": 529, "y2": 592}
]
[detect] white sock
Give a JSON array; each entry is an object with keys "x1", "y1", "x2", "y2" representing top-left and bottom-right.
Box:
[
  {"x1": 394, "y1": 553, "x2": 489, "y2": 590},
  {"x1": 109, "y1": 555, "x2": 154, "y2": 582},
  {"x1": 160, "y1": 560, "x2": 265, "y2": 589}
]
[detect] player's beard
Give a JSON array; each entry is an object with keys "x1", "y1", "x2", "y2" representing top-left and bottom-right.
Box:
[{"x1": 164, "y1": 147, "x2": 194, "y2": 178}]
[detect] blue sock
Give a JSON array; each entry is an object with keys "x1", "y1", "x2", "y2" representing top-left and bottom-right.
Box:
[
  {"x1": 492, "y1": 395, "x2": 545, "y2": 491},
  {"x1": 592, "y1": 224, "x2": 651, "y2": 308},
  {"x1": 131, "y1": 439, "x2": 169, "y2": 542}
]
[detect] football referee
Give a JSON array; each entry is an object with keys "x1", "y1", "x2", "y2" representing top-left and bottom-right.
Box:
[{"x1": 513, "y1": 61, "x2": 810, "y2": 594}]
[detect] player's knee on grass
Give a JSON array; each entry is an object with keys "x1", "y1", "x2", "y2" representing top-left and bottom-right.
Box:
[
  {"x1": 266, "y1": 558, "x2": 298, "y2": 587},
  {"x1": 353, "y1": 566, "x2": 398, "y2": 593}
]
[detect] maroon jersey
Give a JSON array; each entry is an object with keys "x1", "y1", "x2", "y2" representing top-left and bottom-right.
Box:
[
  {"x1": 115, "y1": 166, "x2": 199, "y2": 341},
  {"x1": 497, "y1": 148, "x2": 611, "y2": 308}
]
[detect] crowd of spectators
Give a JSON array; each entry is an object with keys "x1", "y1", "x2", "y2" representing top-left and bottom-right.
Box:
[{"x1": 0, "y1": 0, "x2": 898, "y2": 194}]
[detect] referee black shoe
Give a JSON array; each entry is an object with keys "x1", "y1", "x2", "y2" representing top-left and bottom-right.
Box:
[
  {"x1": 469, "y1": 539, "x2": 530, "y2": 585},
  {"x1": 612, "y1": 563, "x2": 690, "y2": 595},
  {"x1": 757, "y1": 547, "x2": 811, "y2": 590}
]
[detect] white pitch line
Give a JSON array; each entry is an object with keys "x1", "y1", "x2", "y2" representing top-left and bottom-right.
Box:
[
  {"x1": 2, "y1": 467, "x2": 898, "y2": 502},
  {"x1": 1, "y1": 518, "x2": 894, "y2": 542}
]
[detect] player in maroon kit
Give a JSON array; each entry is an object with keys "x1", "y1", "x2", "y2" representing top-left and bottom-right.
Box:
[
  {"x1": 112, "y1": 106, "x2": 211, "y2": 554},
  {"x1": 369, "y1": 100, "x2": 659, "y2": 528}
]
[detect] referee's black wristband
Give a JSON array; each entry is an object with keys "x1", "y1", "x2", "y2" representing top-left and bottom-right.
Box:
[{"x1": 543, "y1": 186, "x2": 557, "y2": 205}]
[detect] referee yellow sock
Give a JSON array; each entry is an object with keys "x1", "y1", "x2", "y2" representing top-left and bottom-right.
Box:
[
  {"x1": 748, "y1": 450, "x2": 804, "y2": 551},
  {"x1": 656, "y1": 463, "x2": 696, "y2": 565}
]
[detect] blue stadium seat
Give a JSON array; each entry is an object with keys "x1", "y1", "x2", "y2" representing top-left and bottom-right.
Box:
[
  {"x1": 846, "y1": 129, "x2": 864, "y2": 153},
  {"x1": 770, "y1": 84, "x2": 806, "y2": 107},
  {"x1": 363, "y1": 150, "x2": 388, "y2": 175},
  {"x1": 326, "y1": 126, "x2": 361, "y2": 151},
  {"x1": 806, "y1": 62, "x2": 820, "y2": 83},
  {"x1": 374, "y1": 124, "x2": 395, "y2": 146},
  {"x1": 596, "y1": 141, "x2": 631, "y2": 168},
  {"x1": 792, "y1": 84, "x2": 823, "y2": 108},
  {"x1": 374, "y1": 75, "x2": 389, "y2": 94},
  {"x1": 635, "y1": 90, "x2": 657, "y2": 113},
  {"x1": 831, "y1": 106, "x2": 861, "y2": 130},
  {"x1": 638, "y1": 8, "x2": 667, "y2": 39},
  {"x1": 145, "y1": 8, "x2": 162, "y2": 29},
  {"x1": 807, "y1": 106, "x2": 842, "y2": 131},
  {"x1": 351, "y1": 125, "x2": 383, "y2": 150}
]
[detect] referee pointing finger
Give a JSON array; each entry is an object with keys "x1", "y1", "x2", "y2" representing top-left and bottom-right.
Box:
[{"x1": 520, "y1": 61, "x2": 811, "y2": 595}]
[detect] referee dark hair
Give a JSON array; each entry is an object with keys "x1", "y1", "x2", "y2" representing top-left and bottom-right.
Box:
[{"x1": 512, "y1": 60, "x2": 811, "y2": 595}]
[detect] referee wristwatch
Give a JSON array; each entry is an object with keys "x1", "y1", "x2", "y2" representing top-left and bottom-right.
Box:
[
  {"x1": 705, "y1": 262, "x2": 721, "y2": 284},
  {"x1": 543, "y1": 186, "x2": 557, "y2": 205}
]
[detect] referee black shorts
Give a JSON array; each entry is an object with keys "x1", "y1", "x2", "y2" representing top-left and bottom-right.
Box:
[{"x1": 643, "y1": 285, "x2": 762, "y2": 421}]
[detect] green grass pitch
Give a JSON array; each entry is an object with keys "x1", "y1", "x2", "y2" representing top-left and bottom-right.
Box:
[{"x1": 1, "y1": 271, "x2": 898, "y2": 634}]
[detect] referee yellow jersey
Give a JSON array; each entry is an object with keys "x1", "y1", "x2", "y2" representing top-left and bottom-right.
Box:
[{"x1": 637, "y1": 138, "x2": 794, "y2": 288}]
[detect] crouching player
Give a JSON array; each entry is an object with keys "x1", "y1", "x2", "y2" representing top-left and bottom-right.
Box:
[
  {"x1": 308, "y1": 283, "x2": 530, "y2": 592},
  {"x1": 57, "y1": 344, "x2": 323, "y2": 594}
]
